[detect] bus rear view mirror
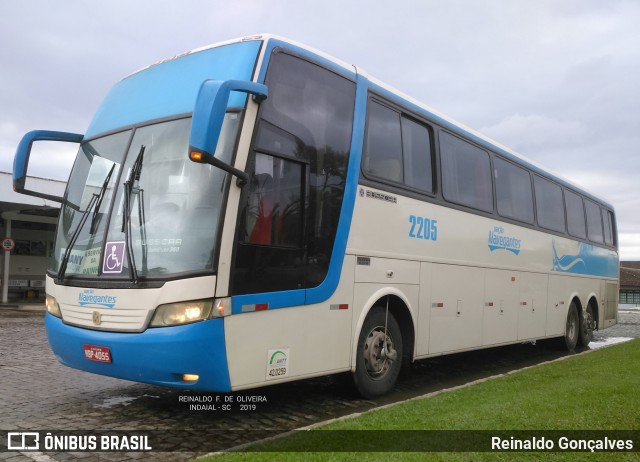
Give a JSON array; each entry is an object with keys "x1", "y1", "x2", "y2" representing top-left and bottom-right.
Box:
[
  {"x1": 189, "y1": 79, "x2": 268, "y2": 186},
  {"x1": 13, "y1": 130, "x2": 83, "y2": 203}
]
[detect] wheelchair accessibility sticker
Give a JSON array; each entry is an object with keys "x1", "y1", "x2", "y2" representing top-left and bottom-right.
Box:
[{"x1": 102, "y1": 241, "x2": 126, "y2": 274}]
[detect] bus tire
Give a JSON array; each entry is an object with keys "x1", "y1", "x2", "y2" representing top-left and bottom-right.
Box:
[
  {"x1": 563, "y1": 301, "x2": 579, "y2": 351},
  {"x1": 353, "y1": 306, "x2": 403, "y2": 399},
  {"x1": 578, "y1": 303, "x2": 595, "y2": 347}
]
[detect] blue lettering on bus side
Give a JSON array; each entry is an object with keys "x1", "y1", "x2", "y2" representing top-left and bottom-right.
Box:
[
  {"x1": 408, "y1": 215, "x2": 438, "y2": 241},
  {"x1": 488, "y1": 226, "x2": 521, "y2": 255}
]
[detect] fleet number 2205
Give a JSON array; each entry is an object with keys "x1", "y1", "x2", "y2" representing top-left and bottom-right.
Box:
[{"x1": 409, "y1": 215, "x2": 438, "y2": 241}]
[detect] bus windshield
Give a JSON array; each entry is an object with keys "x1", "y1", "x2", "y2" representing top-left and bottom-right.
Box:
[{"x1": 51, "y1": 113, "x2": 241, "y2": 280}]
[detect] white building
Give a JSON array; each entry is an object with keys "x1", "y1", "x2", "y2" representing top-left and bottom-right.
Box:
[{"x1": 0, "y1": 172, "x2": 65, "y2": 304}]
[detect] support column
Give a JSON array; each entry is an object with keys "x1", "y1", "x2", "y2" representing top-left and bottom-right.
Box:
[{"x1": 2, "y1": 218, "x2": 11, "y2": 304}]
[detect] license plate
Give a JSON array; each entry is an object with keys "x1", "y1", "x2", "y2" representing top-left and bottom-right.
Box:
[{"x1": 83, "y1": 344, "x2": 112, "y2": 363}]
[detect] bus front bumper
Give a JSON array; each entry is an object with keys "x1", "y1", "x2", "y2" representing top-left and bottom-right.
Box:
[{"x1": 45, "y1": 312, "x2": 231, "y2": 392}]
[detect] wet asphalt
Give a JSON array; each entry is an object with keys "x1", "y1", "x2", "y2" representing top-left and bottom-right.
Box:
[{"x1": 0, "y1": 309, "x2": 638, "y2": 461}]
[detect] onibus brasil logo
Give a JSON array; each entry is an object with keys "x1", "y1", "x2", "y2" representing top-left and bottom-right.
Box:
[{"x1": 488, "y1": 226, "x2": 522, "y2": 255}]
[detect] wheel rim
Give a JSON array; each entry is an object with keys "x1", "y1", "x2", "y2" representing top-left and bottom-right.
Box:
[
  {"x1": 567, "y1": 310, "x2": 577, "y2": 341},
  {"x1": 363, "y1": 326, "x2": 395, "y2": 380},
  {"x1": 583, "y1": 308, "x2": 594, "y2": 340}
]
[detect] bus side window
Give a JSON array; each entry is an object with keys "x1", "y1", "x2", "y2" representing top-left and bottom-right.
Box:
[
  {"x1": 565, "y1": 189, "x2": 587, "y2": 239},
  {"x1": 246, "y1": 172, "x2": 275, "y2": 245},
  {"x1": 534, "y1": 175, "x2": 566, "y2": 234},
  {"x1": 585, "y1": 199, "x2": 604, "y2": 243},
  {"x1": 233, "y1": 49, "x2": 356, "y2": 295},
  {"x1": 244, "y1": 153, "x2": 303, "y2": 247},
  {"x1": 402, "y1": 116, "x2": 434, "y2": 193},
  {"x1": 494, "y1": 157, "x2": 534, "y2": 224},
  {"x1": 364, "y1": 101, "x2": 403, "y2": 183},
  {"x1": 602, "y1": 208, "x2": 614, "y2": 246},
  {"x1": 440, "y1": 131, "x2": 493, "y2": 213}
]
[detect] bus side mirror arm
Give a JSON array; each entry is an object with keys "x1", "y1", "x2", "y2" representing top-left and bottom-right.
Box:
[
  {"x1": 189, "y1": 79, "x2": 268, "y2": 187},
  {"x1": 201, "y1": 153, "x2": 250, "y2": 187},
  {"x1": 13, "y1": 130, "x2": 83, "y2": 203}
]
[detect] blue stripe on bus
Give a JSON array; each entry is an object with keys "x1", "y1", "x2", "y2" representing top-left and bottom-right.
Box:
[
  {"x1": 85, "y1": 41, "x2": 262, "y2": 139},
  {"x1": 46, "y1": 313, "x2": 231, "y2": 391},
  {"x1": 230, "y1": 72, "x2": 368, "y2": 313},
  {"x1": 551, "y1": 239, "x2": 618, "y2": 278},
  {"x1": 306, "y1": 74, "x2": 368, "y2": 304},
  {"x1": 233, "y1": 288, "x2": 305, "y2": 311}
]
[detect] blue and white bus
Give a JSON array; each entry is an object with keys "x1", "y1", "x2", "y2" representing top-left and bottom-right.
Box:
[{"x1": 13, "y1": 34, "x2": 619, "y2": 398}]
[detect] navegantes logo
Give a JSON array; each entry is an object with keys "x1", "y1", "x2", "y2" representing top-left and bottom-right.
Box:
[
  {"x1": 78, "y1": 289, "x2": 117, "y2": 309},
  {"x1": 488, "y1": 226, "x2": 522, "y2": 255}
]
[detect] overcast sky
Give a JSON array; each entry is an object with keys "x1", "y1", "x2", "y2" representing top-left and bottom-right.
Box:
[{"x1": 1, "y1": 1, "x2": 639, "y2": 259}]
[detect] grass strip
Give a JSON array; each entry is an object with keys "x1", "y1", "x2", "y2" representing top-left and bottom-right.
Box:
[{"x1": 199, "y1": 339, "x2": 640, "y2": 461}]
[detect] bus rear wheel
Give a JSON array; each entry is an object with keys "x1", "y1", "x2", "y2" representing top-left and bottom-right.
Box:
[
  {"x1": 353, "y1": 306, "x2": 403, "y2": 399},
  {"x1": 563, "y1": 301, "x2": 579, "y2": 351},
  {"x1": 578, "y1": 303, "x2": 595, "y2": 347}
]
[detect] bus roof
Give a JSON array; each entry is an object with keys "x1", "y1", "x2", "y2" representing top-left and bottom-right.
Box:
[{"x1": 124, "y1": 33, "x2": 614, "y2": 210}]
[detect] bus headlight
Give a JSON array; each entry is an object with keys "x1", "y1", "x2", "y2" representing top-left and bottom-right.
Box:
[
  {"x1": 149, "y1": 297, "x2": 231, "y2": 327},
  {"x1": 45, "y1": 294, "x2": 62, "y2": 318}
]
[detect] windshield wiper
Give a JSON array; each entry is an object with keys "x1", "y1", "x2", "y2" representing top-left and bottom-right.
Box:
[
  {"x1": 58, "y1": 163, "x2": 116, "y2": 282},
  {"x1": 122, "y1": 145, "x2": 146, "y2": 284},
  {"x1": 90, "y1": 163, "x2": 116, "y2": 235}
]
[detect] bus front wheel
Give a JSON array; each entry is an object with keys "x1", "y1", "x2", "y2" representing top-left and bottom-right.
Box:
[{"x1": 353, "y1": 306, "x2": 403, "y2": 399}]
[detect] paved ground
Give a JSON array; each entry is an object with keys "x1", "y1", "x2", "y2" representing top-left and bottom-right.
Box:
[{"x1": 0, "y1": 309, "x2": 637, "y2": 461}]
